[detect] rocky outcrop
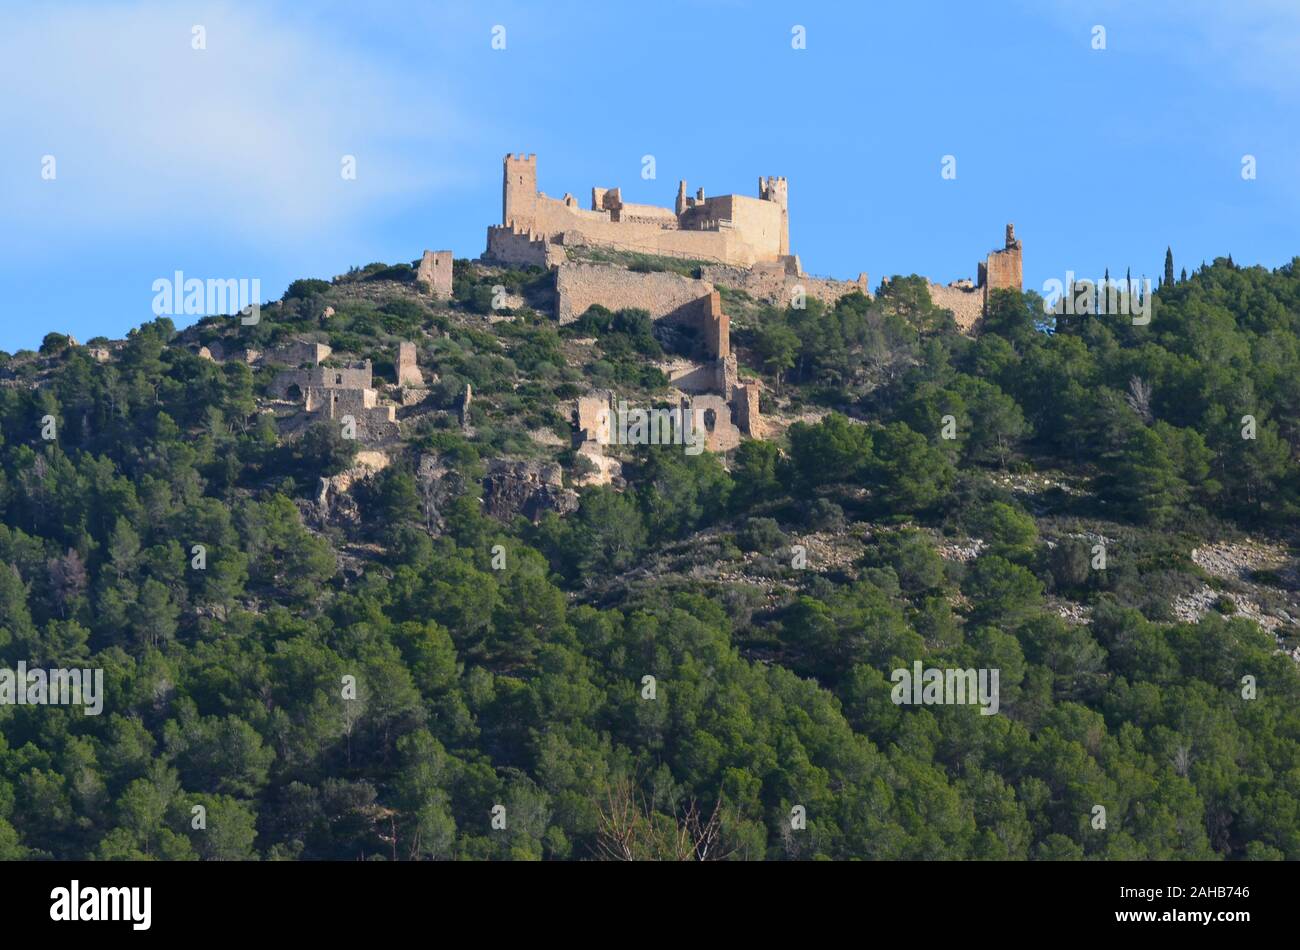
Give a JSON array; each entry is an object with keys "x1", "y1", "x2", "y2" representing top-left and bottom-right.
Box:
[
  {"x1": 482, "y1": 459, "x2": 578, "y2": 522},
  {"x1": 315, "y1": 451, "x2": 390, "y2": 525},
  {"x1": 416, "y1": 453, "x2": 468, "y2": 533}
]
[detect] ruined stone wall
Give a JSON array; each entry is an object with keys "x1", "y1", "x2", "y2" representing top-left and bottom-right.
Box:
[
  {"x1": 928, "y1": 282, "x2": 984, "y2": 331},
  {"x1": 542, "y1": 206, "x2": 760, "y2": 265},
  {"x1": 265, "y1": 340, "x2": 332, "y2": 367},
  {"x1": 659, "y1": 358, "x2": 731, "y2": 395},
  {"x1": 318, "y1": 363, "x2": 373, "y2": 390},
  {"x1": 576, "y1": 391, "x2": 614, "y2": 443},
  {"x1": 555, "y1": 262, "x2": 715, "y2": 324},
  {"x1": 701, "y1": 291, "x2": 728, "y2": 359},
  {"x1": 268, "y1": 362, "x2": 373, "y2": 400},
  {"x1": 484, "y1": 226, "x2": 567, "y2": 268},
  {"x1": 305, "y1": 387, "x2": 398, "y2": 441},
  {"x1": 660, "y1": 360, "x2": 715, "y2": 394},
  {"x1": 734, "y1": 381, "x2": 763, "y2": 439},
  {"x1": 706, "y1": 195, "x2": 785, "y2": 260},
  {"x1": 417, "y1": 250, "x2": 454, "y2": 298},
  {"x1": 686, "y1": 393, "x2": 742, "y2": 453},
  {"x1": 328, "y1": 387, "x2": 382, "y2": 415},
  {"x1": 698, "y1": 262, "x2": 870, "y2": 307}
]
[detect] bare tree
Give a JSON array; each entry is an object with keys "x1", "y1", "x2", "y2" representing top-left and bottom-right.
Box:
[
  {"x1": 47, "y1": 548, "x2": 87, "y2": 619},
  {"x1": 1125, "y1": 376, "x2": 1154, "y2": 424},
  {"x1": 594, "y1": 777, "x2": 735, "y2": 861}
]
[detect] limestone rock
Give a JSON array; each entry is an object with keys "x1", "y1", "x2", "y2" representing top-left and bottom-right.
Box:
[{"x1": 482, "y1": 459, "x2": 578, "y2": 522}]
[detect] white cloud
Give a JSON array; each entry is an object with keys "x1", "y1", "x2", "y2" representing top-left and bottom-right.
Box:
[
  {"x1": 1026, "y1": 0, "x2": 1300, "y2": 99},
  {"x1": 0, "y1": 1, "x2": 475, "y2": 244}
]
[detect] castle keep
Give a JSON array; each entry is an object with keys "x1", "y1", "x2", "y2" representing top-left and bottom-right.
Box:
[{"x1": 487, "y1": 153, "x2": 794, "y2": 270}]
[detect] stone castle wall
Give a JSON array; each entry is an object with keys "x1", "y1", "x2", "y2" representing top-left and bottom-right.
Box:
[
  {"x1": 269, "y1": 362, "x2": 374, "y2": 400},
  {"x1": 927, "y1": 282, "x2": 985, "y2": 331},
  {"x1": 555, "y1": 262, "x2": 716, "y2": 325},
  {"x1": 698, "y1": 261, "x2": 870, "y2": 307},
  {"x1": 264, "y1": 340, "x2": 332, "y2": 367},
  {"x1": 495, "y1": 154, "x2": 789, "y2": 269},
  {"x1": 305, "y1": 387, "x2": 398, "y2": 441},
  {"x1": 485, "y1": 226, "x2": 567, "y2": 268},
  {"x1": 925, "y1": 225, "x2": 1024, "y2": 332}
]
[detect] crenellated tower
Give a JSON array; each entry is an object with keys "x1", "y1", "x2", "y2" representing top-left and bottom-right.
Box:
[{"x1": 503, "y1": 153, "x2": 538, "y2": 231}]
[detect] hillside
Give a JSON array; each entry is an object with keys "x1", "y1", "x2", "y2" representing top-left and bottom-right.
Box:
[{"x1": 1, "y1": 253, "x2": 1299, "y2": 860}]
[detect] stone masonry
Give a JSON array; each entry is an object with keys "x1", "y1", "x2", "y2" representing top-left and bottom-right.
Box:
[
  {"x1": 396, "y1": 340, "x2": 423, "y2": 387},
  {"x1": 698, "y1": 260, "x2": 870, "y2": 308},
  {"x1": 925, "y1": 223, "x2": 1024, "y2": 332},
  {"x1": 486, "y1": 153, "x2": 793, "y2": 270},
  {"x1": 572, "y1": 287, "x2": 763, "y2": 457},
  {"x1": 417, "y1": 250, "x2": 454, "y2": 299},
  {"x1": 556, "y1": 262, "x2": 717, "y2": 325},
  {"x1": 269, "y1": 355, "x2": 401, "y2": 443}
]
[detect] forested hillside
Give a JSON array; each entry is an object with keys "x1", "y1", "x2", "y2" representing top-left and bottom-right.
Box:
[{"x1": 1, "y1": 255, "x2": 1298, "y2": 860}]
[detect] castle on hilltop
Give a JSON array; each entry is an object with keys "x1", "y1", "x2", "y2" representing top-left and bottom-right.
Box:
[{"x1": 486, "y1": 153, "x2": 794, "y2": 270}]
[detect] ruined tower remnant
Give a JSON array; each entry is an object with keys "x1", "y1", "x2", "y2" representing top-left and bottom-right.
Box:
[
  {"x1": 757, "y1": 176, "x2": 790, "y2": 256},
  {"x1": 396, "y1": 341, "x2": 423, "y2": 387},
  {"x1": 570, "y1": 285, "x2": 763, "y2": 458},
  {"x1": 701, "y1": 291, "x2": 729, "y2": 360},
  {"x1": 417, "y1": 250, "x2": 454, "y2": 299},
  {"x1": 924, "y1": 223, "x2": 1025, "y2": 332},
  {"x1": 979, "y1": 223, "x2": 1023, "y2": 296},
  {"x1": 268, "y1": 358, "x2": 400, "y2": 442}
]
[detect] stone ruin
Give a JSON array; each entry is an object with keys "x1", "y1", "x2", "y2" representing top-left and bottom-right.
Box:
[
  {"x1": 922, "y1": 223, "x2": 1024, "y2": 331},
  {"x1": 572, "y1": 291, "x2": 764, "y2": 467},
  {"x1": 486, "y1": 153, "x2": 791, "y2": 270},
  {"x1": 479, "y1": 155, "x2": 1024, "y2": 339},
  {"x1": 265, "y1": 340, "x2": 427, "y2": 444},
  {"x1": 397, "y1": 340, "x2": 423, "y2": 387},
  {"x1": 417, "y1": 250, "x2": 454, "y2": 299}
]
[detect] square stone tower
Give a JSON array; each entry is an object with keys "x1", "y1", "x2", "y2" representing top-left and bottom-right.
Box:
[
  {"x1": 503, "y1": 153, "x2": 538, "y2": 231},
  {"x1": 981, "y1": 223, "x2": 1023, "y2": 294},
  {"x1": 418, "y1": 250, "x2": 454, "y2": 299},
  {"x1": 396, "y1": 341, "x2": 423, "y2": 387}
]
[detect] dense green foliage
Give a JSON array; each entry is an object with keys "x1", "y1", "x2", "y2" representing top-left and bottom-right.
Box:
[{"x1": 0, "y1": 256, "x2": 1298, "y2": 860}]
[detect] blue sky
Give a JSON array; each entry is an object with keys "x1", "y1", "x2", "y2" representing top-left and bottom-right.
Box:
[{"x1": 2, "y1": 0, "x2": 1297, "y2": 352}]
